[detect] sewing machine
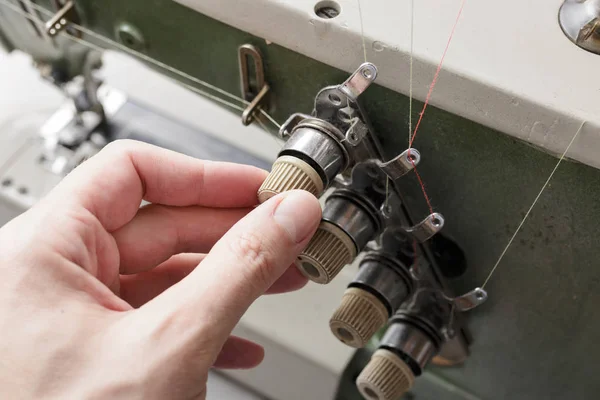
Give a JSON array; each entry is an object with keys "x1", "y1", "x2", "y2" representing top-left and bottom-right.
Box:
[{"x1": 1, "y1": 1, "x2": 599, "y2": 399}]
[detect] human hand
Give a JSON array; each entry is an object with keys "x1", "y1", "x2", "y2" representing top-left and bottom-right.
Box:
[{"x1": 0, "y1": 140, "x2": 321, "y2": 399}]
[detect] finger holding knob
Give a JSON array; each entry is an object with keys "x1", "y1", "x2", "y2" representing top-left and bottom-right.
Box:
[
  {"x1": 295, "y1": 221, "x2": 357, "y2": 284},
  {"x1": 258, "y1": 122, "x2": 348, "y2": 203}
]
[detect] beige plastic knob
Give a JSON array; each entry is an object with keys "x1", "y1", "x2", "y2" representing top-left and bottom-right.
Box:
[
  {"x1": 257, "y1": 156, "x2": 324, "y2": 203},
  {"x1": 329, "y1": 287, "x2": 388, "y2": 348},
  {"x1": 356, "y1": 349, "x2": 415, "y2": 400},
  {"x1": 295, "y1": 222, "x2": 357, "y2": 284}
]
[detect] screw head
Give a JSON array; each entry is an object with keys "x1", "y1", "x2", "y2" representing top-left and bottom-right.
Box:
[{"x1": 115, "y1": 23, "x2": 145, "y2": 51}]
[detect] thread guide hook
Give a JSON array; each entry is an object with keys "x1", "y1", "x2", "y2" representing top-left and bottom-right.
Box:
[
  {"x1": 238, "y1": 44, "x2": 270, "y2": 126},
  {"x1": 377, "y1": 148, "x2": 421, "y2": 181},
  {"x1": 340, "y1": 62, "x2": 378, "y2": 100},
  {"x1": 405, "y1": 213, "x2": 445, "y2": 243},
  {"x1": 453, "y1": 288, "x2": 488, "y2": 311}
]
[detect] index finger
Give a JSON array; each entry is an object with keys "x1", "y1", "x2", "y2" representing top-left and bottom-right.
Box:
[{"x1": 44, "y1": 140, "x2": 268, "y2": 231}]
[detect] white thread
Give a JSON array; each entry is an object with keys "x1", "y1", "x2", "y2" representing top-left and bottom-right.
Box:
[
  {"x1": 259, "y1": 109, "x2": 282, "y2": 129},
  {"x1": 178, "y1": 82, "x2": 246, "y2": 112},
  {"x1": 256, "y1": 117, "x2": 284, "y2": 146},
  {"x1": 408, "y1": 0, "x2": 415, "y2": 145},
  {"x1": 357, "y1": 0, "x2": 367, "y2": 63},
  {"x1": 481, "y1": 121, "x2": 586, "y2": 289}
]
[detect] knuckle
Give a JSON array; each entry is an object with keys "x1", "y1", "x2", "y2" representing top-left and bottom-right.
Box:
[
  {"x1": 100, "y1": 139, "x2": 139, "y2": 160},
  {"x1": 230, "y1": 231, "x2": 275, "y2": 289}
]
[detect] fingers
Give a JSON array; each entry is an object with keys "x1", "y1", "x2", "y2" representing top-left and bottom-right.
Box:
[
  {"x1": 120, "y1": 254, "x2": 308, "y2": 307},
  {"x1": 45, "y1": 140, "x2": 267, "y2": 231},
  {"x1": 114, "y1": 205, "x2": 251, "y2": 274},
  {"x1": 119, "y1": 254, "x2": 205, "y2": 308},
  {"x1": 142, "y1": 190, "x2": 321, "y2": 344},
  {"x1": 212, "y1": 336, "x2": 264, "y2": 369},
  {"x1": 266, "y1": 265, "x2": 308, "y2": 294}
]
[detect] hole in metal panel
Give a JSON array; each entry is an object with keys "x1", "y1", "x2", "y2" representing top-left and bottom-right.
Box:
[{"x1": 314, "y1": 1, "x2": 341, "y2": 19}]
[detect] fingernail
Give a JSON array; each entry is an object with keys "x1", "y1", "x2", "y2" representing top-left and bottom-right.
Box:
[{"x1": 273, "y1": 191, "x2": 321, "y2": 243}]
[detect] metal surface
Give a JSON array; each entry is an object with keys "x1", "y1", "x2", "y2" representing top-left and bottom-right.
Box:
[
  {"x1": 406, "y1": 213, "x2": 446, "y2": 243},
  {"x1": 238, "y1": 44, "x2": 270, "y2": 125},
  {"x1": 339, "y1": 62, "x2": 377, "y2": 101},
  {"x1": 39, "y1": 83, "x2": 126, "y2": 175},
  {"x1": 380, "y1": 321, "x2": 438, "y2": 374},
  {"x1": 395, "y1": 287, "x2": 453, "y2": 346},
  {"x1": 242, "y1": 84, "x2": 269, "y2": 126},
  {"x1": 453, "y1": 288, "x2": 488, "y2": 312},
  {"x1": 322, "y1": 193, "x2": 380, "y2": 251},
  {"x1": 114, "y1": 22, "x2": 145, "y2": 51},
  {"x1": 280, "y1": 124, "x2": 347, "y2": 186},
  {"x1": 559, "y1": 0, "x2": 600, "y2": 55},
  {"x1": 238, "y1": 44, "x2": 265, "y2": 100},
  {"x1": 45, "y1": 0, "x2": 74, "y2": 37},
  {"x1": 351, "y1": 254, "x2": 413, "y2": 313},
  {"x1": 377, "y1": 148, "x2": 420, "y2": 181}
]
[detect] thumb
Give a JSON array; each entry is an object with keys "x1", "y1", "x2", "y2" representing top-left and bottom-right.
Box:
[{"x1": 141, "y1": 190, "x2": 321, "y2": 344}]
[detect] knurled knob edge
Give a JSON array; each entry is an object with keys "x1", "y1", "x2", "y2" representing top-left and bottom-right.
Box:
[
  {"x1": 296, "y1": 221, "x2": 357, "y2": 284},
  {"x1": 257, "y1": 155, "x2": 324, "y2": 203},
  {"x1": 329, "y1": 287, "x2": 389, "y2": 348},
  {"x1": 356, "y1": 349, "x2": 416, "y2": 400}
]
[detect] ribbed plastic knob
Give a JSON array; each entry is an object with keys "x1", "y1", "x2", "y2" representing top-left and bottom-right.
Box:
[
  {"x1": 356, "y1": 349, "x2": 415, "y2": 400},
  {"x1": 257, "y1": 156, "x2": 324, "y2": 203},
  {"x1": 329, "y1": 287, "x2": 388, "y2": 348},
  {"x1": 295, "y1": 222, "x2": 357, "y2": 284}
]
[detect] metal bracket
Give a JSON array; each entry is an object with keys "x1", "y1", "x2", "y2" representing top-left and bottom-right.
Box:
[
  {"x1": 45, "y1": 1, "x2": 76, "y2": 37},
  {"x1": 278, "y1": 113, "x2": 310, "y2": 138},
  {"x1": 559, "y1": 0, "x2": 600, "y2": 55},
  {"x1": 241, "y1": 84, "x2": 269, "y2": 126},
  {"x1": 377, "y1": 148, "x2": 421, "y2": 180},
  {"x1": 405, "y1": 213, "x2": 445, "y2": 242},
  {"x1": 340, "y1": 62, "x2": 378, "y2": 100},
  {"x1": 345, "y1": 118, "x2": 369, "y2": 146},
  {"x1": 238, "y1": 44, "x2": 270, "y2": 126},
  {"x1": 452, "y1": 288, "x2": 488, "y2": 312}
]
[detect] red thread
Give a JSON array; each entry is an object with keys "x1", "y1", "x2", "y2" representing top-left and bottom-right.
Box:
[
  {"x1": 412, "y1": 162, "x2": 434, "y2": 215},
  {"x1": 407, "y1": 0, "x2": 466, "y2": 215},
  {"x1": 409, "y1": 0, "x2": 467, "y2": 148}
]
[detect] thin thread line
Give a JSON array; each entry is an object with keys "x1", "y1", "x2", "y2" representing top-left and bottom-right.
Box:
[
  {"x1": 256, "y1": 117, "x2": 284, "y2": 146},
  {"x1": 259, "y1": 109, "x2": 281, "y2": 129},
  {"x1": 481, "y1": 121, "x2": 585, "y2": 289},
  {"x1": 408, "y1": 0, "x2": 415, "y2": 145},
  {"x1": 412, "y1": 161, "x2": 434, "y2": 215},
  {"x1": 412, "y1": 239, "x2": 419, "y2": 273},
  {"x1": 409, "y1": 0, "x2": 466, "y2": 148},
  {"x1": 0, "y1": 0, "x2": 283, "y2": 130},
  {"x1": 357, "y1": 0, "x2": 367, "y2": 63}
]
